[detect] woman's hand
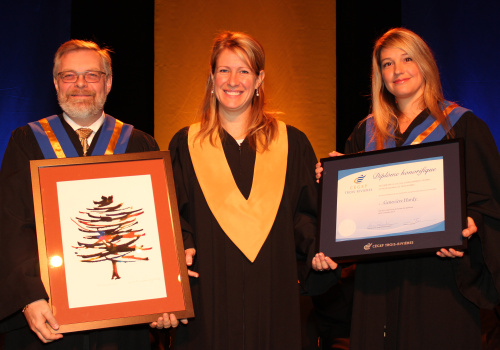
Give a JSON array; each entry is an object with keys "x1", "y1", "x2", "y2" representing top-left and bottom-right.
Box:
[
  {"x1": 436, "y1": 217, "x2": 477, "y2": 258},
  {"x1": 185, "y1": 248, "x2": 199, "y2": 278},
  {"x1": 312, "y1": 252, "x2": 338, "y2": 271},
  {"x1": 315, "y1": 151, "x2": 344, "y2": 183},
  {"x1": 149, "y1": 249, "x2": 198, "y2": 329},
  {"x1": 150, "y1": 313, "x2": 188, "y2": 329}
]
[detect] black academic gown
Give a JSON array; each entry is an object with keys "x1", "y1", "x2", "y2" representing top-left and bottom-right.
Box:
[
  {"x1": 345, "y1": 111, "x2": 500, "y2": 350},
  {"x1": 168, "y1": 125, "x2": 328, "y2": 350},
  {"x1": 0, "y1": 114, "x2": 159, "y2": 350}
]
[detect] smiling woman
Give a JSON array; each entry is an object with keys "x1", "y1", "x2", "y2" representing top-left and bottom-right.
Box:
[
  {"x1": 379, "y1": 47, "x2": 424, "y2": 130},
  {"x1": 193, "y1": 31, "x2": 275, "y2": 150},
  {"x1": 212, "y1": 49, "x2": 264, "y2": 123},
  {"x1": 168, "y1": 31, "x2": 336, "y2": 350},
  {"x1": 336, "y1": 27, "x2": 500, "y2": 350}
]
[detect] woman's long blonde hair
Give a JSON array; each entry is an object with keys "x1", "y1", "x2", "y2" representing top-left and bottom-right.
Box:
[
  {"x1": 371, "y1": 28, "x2": 451, "y2": 149},
  {"x1": 196, "y1": 31, "x2": 278, "y2": 151}
]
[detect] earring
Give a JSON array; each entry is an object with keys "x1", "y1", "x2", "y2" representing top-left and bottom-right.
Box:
[
  {"x1": 255, "y1": 88, "x2": 259, "y2": 97},
  {"x1": 211, "y1": 88, "x2": 214, "y2": 94}
]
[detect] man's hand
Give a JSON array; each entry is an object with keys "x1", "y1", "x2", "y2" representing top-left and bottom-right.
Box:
[{"x1": 23, "y1": 299, "x2": 63, "y2": 343}]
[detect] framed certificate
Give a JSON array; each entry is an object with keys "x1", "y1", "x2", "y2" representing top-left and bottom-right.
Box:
[
  {"x1": 30, "y1": 151, "x2": 193, "y2": 333},
  {"x1": 318, "y1": 139, "x2": 466, "y2": 262}
]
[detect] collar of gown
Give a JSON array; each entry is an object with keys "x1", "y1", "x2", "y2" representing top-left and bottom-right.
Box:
[{"x1": 187, "y1": 121, "x2": 288, "y2": 262}]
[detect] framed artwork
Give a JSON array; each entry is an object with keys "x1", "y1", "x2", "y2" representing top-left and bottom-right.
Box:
[
  {"x1": 30, "y1": 151, "x2": 193, "y2": 332},
  {"x1": 319, "y1": 139, "x2": 466, "y2": 262}
]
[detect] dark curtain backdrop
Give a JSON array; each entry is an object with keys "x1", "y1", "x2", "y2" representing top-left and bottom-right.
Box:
[
  {"x1": 0, "y1": 1, "x2": 498, "y2": 158},
  {"x1": 0, "y1": 1, "x2": 499, "y2": 348},
  {"x1": 336, "y1": 0, "x2": 401, "y2": 151},
  {"x1": 70, "y1": 1, "x2": 154, "y2": 137},
  {"x1": 0, "y1": 0, "x2": 70, "y2": 164},
  {"x1": 402, "y1": 0, "x2": 500, "y2": 149},
  {"x1": 337, "y1": 0, "x2": 500, "y2": 151},
  {"x1": 0, "y1": 0, "x2": 154, "y2": 165}
]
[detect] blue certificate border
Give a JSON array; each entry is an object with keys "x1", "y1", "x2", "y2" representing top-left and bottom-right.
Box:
[
  {"x1": 336, "y1": 156, "x2": 444, "y2": 240},
  {"x1": 337, "y1": 156, "x2": 443, "y2": 180},
  {"x1": 318, "y1": 139, "x2": 466, "y2": 263}
]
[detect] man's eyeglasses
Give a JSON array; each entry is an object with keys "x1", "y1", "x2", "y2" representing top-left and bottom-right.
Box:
[{"x1": 57, "y1": 71, "x2": 106, "y2": 83}]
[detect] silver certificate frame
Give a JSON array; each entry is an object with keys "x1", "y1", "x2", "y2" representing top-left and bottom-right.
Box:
[{"x1": 318, "y1": 139, "x2": 466, "y2": 263}]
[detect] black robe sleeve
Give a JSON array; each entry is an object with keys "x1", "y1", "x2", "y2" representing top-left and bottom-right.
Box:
[
  {"x1": 450, "y1": 113, "x2": 500, "y2": 308},
  {"x1": 168, "y1": 127, "x2": 196, "y2": 251},
  {"x1": 0, "y1": 127, "x2": 48, "y2": 327},
  {"x1": 288, "y1": 127, "x2": 339, "y2": 295}
]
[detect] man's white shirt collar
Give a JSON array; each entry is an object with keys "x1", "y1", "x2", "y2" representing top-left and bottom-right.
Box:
[{"x1": 63, "y1": 112, "x2": 105, "y2": 146}]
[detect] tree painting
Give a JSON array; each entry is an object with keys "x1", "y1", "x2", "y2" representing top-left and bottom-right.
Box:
[{"x1": 72, "y1": 195, "x2": 152, "y2": 279}]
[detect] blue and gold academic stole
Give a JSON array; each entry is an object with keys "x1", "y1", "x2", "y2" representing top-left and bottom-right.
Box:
[
  {"x1": 29, "y1": 115, "x2": 133, "y2": 158},
  {"x1": 365, "y1": 102, "x2": 470, "y2": 151}
]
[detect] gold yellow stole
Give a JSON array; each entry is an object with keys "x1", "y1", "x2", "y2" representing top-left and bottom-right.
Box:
[{"x1": 188, "y1": 121, "x2": 288, "y2": 262}]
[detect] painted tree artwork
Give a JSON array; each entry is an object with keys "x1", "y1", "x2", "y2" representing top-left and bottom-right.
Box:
[{"x1": 72, "y1": 195, "x2": 152, "y2": 280}]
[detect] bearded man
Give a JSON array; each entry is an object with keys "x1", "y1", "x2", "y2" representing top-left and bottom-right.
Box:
[{"x1": 0, "y1": 40, "x2": 180, "y2": 349}]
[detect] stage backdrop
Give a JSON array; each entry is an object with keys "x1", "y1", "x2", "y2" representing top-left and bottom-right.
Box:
[
  {"x1": 402, "y1": 0, "x2": 500, "y2": 149},
  {"x1": 0, "y1": 0, "x2": 70, "y2": 164},
  {"x1": 154, "y1": 0, "x2": 336, "y2": 158}
]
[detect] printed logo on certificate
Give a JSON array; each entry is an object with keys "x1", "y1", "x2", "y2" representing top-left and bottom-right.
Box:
[{"x1": 318, "y1": 140, "x2": 466, "y2": 262}]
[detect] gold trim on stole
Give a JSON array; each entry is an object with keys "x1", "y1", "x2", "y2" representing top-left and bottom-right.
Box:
[
  {"x1": 105, "y1": 119, "x2": 124, "y2": 155},
  {"x1": 410, "y1": 104, "x2": 458, "y2": 145},
  {"x1": 188, "y1": 121, "x2": 288, "y2": 262},
  {"x1": 39, "y1": 118, "x2": 66, "y2": 158}
]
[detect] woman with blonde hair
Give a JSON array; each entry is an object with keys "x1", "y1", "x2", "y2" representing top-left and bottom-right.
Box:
[
  {"x1": 169, "y1": 31, "x2": 334, "y2": 350},
  {"x1": 314, "y1": 28, "x2": 500, "y2": 349},
  {"x1": 369, "y1": 28, "x2": 453, "y2": 149}
]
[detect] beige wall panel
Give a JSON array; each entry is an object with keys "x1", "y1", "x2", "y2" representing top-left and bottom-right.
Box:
[{"x1": 155, "y1": 0, "x2": 336, "y2": 158}]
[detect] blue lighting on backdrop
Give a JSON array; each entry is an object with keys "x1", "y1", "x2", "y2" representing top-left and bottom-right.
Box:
[
  {"x1": 0, "y1": 1, "x2": 499, "y2": 166},
  {"x1": 0, "y1": 1, "x2": 70, "y2": 165},
  {"x1": 403, "y1": 0, "x2": 500, "y2": 149}
]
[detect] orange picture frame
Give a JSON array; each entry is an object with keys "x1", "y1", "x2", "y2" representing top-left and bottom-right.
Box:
[{"x1": 30, "y1": 151, "x2": 193, "y2": 333}]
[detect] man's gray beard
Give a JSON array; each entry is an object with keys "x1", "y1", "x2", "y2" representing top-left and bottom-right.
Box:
[{"x1": 58, "y1": 93, "x2": 106, "y2": 122}]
